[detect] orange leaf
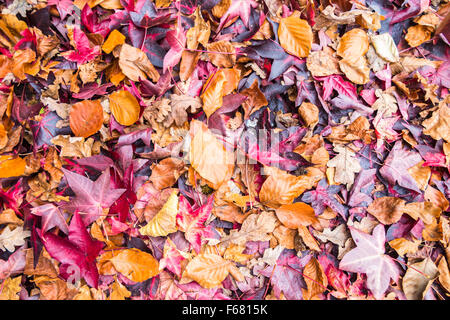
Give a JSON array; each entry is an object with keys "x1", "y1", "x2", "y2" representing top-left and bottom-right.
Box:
[
  {"x1": 110, "y1": 248, "x2": 160, "y2": 282},
  {"x1": 259, "y1": 166, "x2": 324, "y2": 208},
  {"x1": 278, "y1": 11, "x2": 312, "y2": 58},
  {"x1": 189, "y1": 120, "x2": 234, "y2": 187},
  {"x1": 69, "y1": 100, "x2": 103, "y2": 138},
  {"x1": 0, "y1": 155, "x2": 26, "y2": 178},
  {"x1": 336, "y1": 28, "x2": 369, "y2": 64},
  {"x1": 109, "y1": 90, "x2": 140, "y2": 126},
  {"x1": 276, "y1": 202, "x2": 319, "y2": 229},
  {"x1": 200, "y1": 70, "x2": 226, "y2": 118},
  {"x1": 102, "y1": 29, "x2": 125, "y2": 54}
]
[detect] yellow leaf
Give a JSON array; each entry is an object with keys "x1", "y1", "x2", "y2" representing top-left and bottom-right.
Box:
[
  {"x1": 109, "y1": 90, "x2": 140, "y2": 126},
  {"x1": 278, "y1": 11, "x2": 312, "y2": 58},
  {"x1": 200, "y1": 71, "x2": 226, "y2": 118},
  {"x1": 139, "y1": 190, "x2": 178, "y2": 237},
  {"x1": 370, "y1": 33, "x2": 399, "y2": 63},
  {"x1": 102, "y1": 29, "x2": 125, "y2": 54},
  {"x1": 110, "y1": 248, "x2": 160, "y2": 282},
  {"x1": 189, "y1": 120, "x2": 234, "y2": 187},
  {"x1": 183, "y1": 254, "x2": 233, "y2": 288},
  {"x1": 109, "y1": 279, "x2": 131, "y2": 300},
  {"x1": 0, "y1": 155, "x2": 26, "y2": 178},
  {"x1": 0, "y1": 276, "x2": 21, "y2": 300},
  {"x1": 336, "y1": 28, "x2": 369, "y2": 64}
]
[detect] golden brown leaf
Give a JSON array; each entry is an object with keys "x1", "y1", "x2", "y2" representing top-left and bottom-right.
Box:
[
  {"x1": 405, "y1": 25, "x2": 433, "y2": 48},
  {"x1": 302, "y1": 257, "x2": 328, "y2": 299},
  {"x1": 150, "y1": 157, "x2": 185, "y2": 190},
  {"x1": 183, "y1": 253, "x2": 236, "y2": 288},
  {"x1": 69, "y1": 100, "x2": 103, "y2": 138},
  {"x1": 102, "y1": 29, "x2": 125, "y2": 54},
  {"x1": 306, "y1": 50, "x2": 340, "y2": 77},
  {"x1": 402, "y1": 258, "x2": 439, "y2": 300},
  {"x1": 338, "y1": 56, "x2": 370, "y2": 84}
]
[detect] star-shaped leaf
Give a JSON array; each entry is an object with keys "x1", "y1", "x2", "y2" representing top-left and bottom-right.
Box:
[
  {"x1": 61, "y1": 168, "x2": 126, "y2": 225},
  {"x1": 31, "y1": 204, "x2": 69, "y2": 235},
  {"x1": 339, "y1": 224, "x2": 400, "y2": 299}
]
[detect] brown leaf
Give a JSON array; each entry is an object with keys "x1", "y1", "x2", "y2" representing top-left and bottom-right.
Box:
[
  {"x1": 69, "y1": 100, "x2": 104, "y2": 138},
  {"x1": 422, "y1": 101, "x2": 450, "y2": 142},
  {"x1": 150, "y1": 157, "x2": 185, "y2": 190},
  {"x1": 367, "y1": 197, "x2": 406, "y2": 225},
  {"x1": 402, "y1": 258, "x2": 439, "y2": 300},
  {"x1": 186, "y1": 8, "x2": 210, "y2": 50},
  {"x1": 240, "y1": 79, "x2": 268, "y2": 118},
  {"x1": 298, "y1": 102, "x2": 319, "y2": 129},
  {"x1": 306, "y1": 50, "x2": 340, "y2": 77},
  {"x1": 206, "y1": 41, "x2": 236, "y2": 68},
  {"x1": 119, "y1": 43, "x2": 159, "y2": 82},
  {"x1": 276, "y1": 202, "x2": 319, "y2": 229},
  {"x1": 438, "y1": 257, "x2": 450, "y2": 293},
  {"x1": 220, "y1": 211, "x2": 278, "y2": 246},
  {"x1": 338, "y1": 56, "x2": 370, "y2": 84},
  {"x1": 302, "y1": 257, "x2": 328, "y2": 299},
  {"x1": 278, "y1": 11, "x2": 313, "y2": 58}
]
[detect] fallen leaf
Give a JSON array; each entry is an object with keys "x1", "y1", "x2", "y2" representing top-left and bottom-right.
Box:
[
  {"x1": 109, "y1": 90, "x2": 141, "y2": 126},
  {"x1": 110, "y1": 248, "x2": 160, "y2": 282},
  {"x1": 278, "y1": 11, "x2": 313, "y2": 58}
]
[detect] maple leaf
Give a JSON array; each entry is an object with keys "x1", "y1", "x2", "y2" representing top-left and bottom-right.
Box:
[
  {"x1": 339, "y1": 224, "x2": 400, "y2": 299},
  {"x1": 0, "y1": 226, "x2": 30, "y2": 252},
  {"x1": 40, "y1": 213, "x2": 104, "y2": 288},
  {"x1": 218, "y1": 0, "x2": 259, "y2": 29},
  {"x1": 61, "y1": 27, "x2": 101, "y2": 65},
  {"x1": 379, "y1": 141, "x2": 422, "y2": 192},
  {"x1": 31, "y1": 203, "x2": 69, "y2": 235},
  {"x1": 61, "y1": 168, "x2": 126, "y2": 225},
  {"x1": 159, "y1": 238, "x2": 188, "y2": 278},
  {"x1": 47, "y1": 0, "x2": 72, "y2": 20},
  {"x1": 0, "y1": 246, "x2": 26, "y2": 279},
  {"x1": 176, "y1": 194, "x2": 215, "y2": 253},
  {"x1": 327, "y1": 145, "x2": 362, "y2": 189},
  {"x1": 301, "y1": 179, "x2": 347, "y2": 218}
]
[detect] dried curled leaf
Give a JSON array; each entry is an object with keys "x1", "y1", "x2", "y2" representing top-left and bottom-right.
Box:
[
  {"x1": 278, "y1": 11, "x2": 313, "y2": 58},
  {"x1": 109, "y1": 90, "x2": 140, "y2": 126},
  {"x1": 69, "y1": 100, "x2": 104, "y2": 138}
]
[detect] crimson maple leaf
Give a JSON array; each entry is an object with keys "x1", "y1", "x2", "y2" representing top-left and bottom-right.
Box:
[
  {"x1": 339, "y1": 224, "x2": 400, "y2": 299},
  {"x1": 61, "y1": 168, "x2": 126, "y2": 225},
  {"x1": 31, "y1": 204, "x2": 69, "y2": 235},
  {"x1": 176, "y1": 194, "x2": 215, "y2": 253},
  {"x1": 40, "y1": 213, "x2": 104, "y2": 288}
]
